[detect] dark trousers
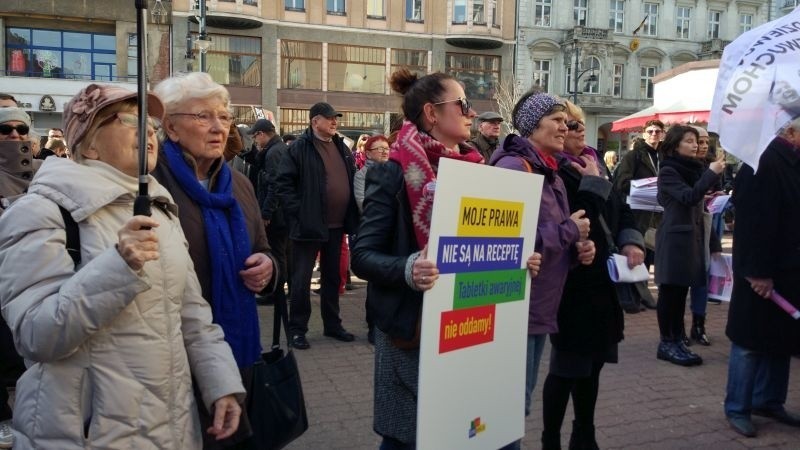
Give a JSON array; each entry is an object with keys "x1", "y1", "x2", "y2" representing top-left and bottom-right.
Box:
[
  {"x1": 266, "y1": 225, "x2": 290, "y2": 304},
  {"x1": 288, "y1": 227, "x2": 345, "y2": 336},
  {"x1": 657, "y1": 284, "x2": 689, "y2": 338},
  {"x1": 541, "y1": 362, "x2": 604, "y2": 441},
  {"x1": 1, "y1": 317, "x2": 25, "y2": 421}
]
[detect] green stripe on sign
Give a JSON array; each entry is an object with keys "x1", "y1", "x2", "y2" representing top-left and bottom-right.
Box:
[{"x1": 452, "y1": 269, "x2": 528, "y2": 309}]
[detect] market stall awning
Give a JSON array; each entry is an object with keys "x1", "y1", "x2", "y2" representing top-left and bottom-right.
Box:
[{"x1": 611, "y1": 100, "x2": 710, "y2": 132}]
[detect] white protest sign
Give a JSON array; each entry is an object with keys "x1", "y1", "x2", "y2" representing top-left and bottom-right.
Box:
[{"x1": 417, "y1": 158, "x2": 543, "y2": 449}]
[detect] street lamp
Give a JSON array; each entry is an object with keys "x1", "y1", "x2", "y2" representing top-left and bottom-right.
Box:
[
  {"x1": 185, "y1": 0, "x2": 212, "y2": 72},
  {"x1": 567, "y1": 43, "x2": 598, "y2": 105}
]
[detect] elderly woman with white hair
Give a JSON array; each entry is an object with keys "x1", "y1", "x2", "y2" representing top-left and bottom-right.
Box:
[
  {"x1": 0, "y1": 84, "x2": 245, "y2": 449},
  {"x1": 152, "y1": 72, "x2": 276, "y2": 449}
]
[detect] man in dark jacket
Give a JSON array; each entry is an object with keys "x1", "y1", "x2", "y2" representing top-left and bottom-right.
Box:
[
  {"x1": 253, "y1": 119, "x2": 291, "y2": 307},
  {"x1": 612, "y1": 119, "x2": 664, "y2": 309},
  {"x1": 240, "y1": 118, "x2": 275, "y2": 191},
  {"x1": 274, "y1": 102, "x2": 359, "y2": 349},
  {"x1": 724, "y1": 119, "x2": 800, "y2": 438},
  {"x1": 469, "y1": 111, "x2": 503, "y2": 162}
]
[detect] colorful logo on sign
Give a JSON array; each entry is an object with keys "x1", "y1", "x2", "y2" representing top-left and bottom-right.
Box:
[{"x1": 469, "y1": 417, "x2": 487, "y2": 438}]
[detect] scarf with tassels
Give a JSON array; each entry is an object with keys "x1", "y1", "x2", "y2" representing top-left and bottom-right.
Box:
[
  {"x1": 163, "y1": 139, "x2": 262, "y2": 368},
  {"x1": 390, "y1": 120, "x2": 484, "y2": 248}
]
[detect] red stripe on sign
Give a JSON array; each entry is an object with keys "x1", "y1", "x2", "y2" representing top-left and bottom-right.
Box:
[{"x1": 439, "y1": 304, "x2": 496, "y2": 354}]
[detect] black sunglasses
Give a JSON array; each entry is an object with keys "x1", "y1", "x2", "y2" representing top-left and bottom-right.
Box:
[
  {"x1": 0, "y1": 123, "x2": 30, "y2": 135},
  {"x1": 432, "y1": 97, "x2": 472, "y2": 116},
  {"x1": 566, "y1": 120, "x2": 584, "y2": 131}
]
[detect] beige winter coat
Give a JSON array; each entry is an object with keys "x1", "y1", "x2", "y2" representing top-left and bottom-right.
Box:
[{"x1": 0, "y1": 158, "x2": 245, "y2": 449}]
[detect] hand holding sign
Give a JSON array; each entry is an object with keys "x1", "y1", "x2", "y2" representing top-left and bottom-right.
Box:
[
  {"x1": 570, "y1": 209, "x2": 590, "y2": 241},
  {"x1": 710, "y1": 152, "x2": 725, "y2": 175},
  {"x1": 413, "y1": 244, "x2": 440, "y2": 291},
  {"x1": 526, "y1": 252, "x2": 542, "y2": 278}
]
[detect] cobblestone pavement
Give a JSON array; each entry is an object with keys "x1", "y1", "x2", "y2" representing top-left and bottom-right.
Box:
[{"x1": 260, "y1": 274, "x2": 800, "y2": 449}]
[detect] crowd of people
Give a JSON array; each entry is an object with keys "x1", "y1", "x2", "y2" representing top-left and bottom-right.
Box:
[{"x1": 0, "y1": 68, "x2": 798, "y2": 449}]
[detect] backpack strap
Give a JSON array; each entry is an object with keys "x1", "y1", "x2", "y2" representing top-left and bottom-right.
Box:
[{"x1": 58, "y1": 205, "x2": 81, "y2": 269}]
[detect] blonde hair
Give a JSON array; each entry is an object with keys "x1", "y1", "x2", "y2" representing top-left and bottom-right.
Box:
[
  {"x1": 75, "y1": 100, "x2": 137, "y2": 163},
  {"x1": 153, "y1": 72, "x2": 230, "y2": 114},
  {"x1": 564, "y1": 100, "x2": 585, "y2": 122},
  {"x1": 604, "y1": 151, "x2": 617, "y2": 167}
]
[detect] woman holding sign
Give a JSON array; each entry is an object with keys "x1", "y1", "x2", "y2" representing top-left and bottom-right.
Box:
[
  {"x1": 488, "y1": 91, "x2": 595, "y2": 450},
  {"x1": 352, "y1": 69, "x2": 542, "y2": 449}
]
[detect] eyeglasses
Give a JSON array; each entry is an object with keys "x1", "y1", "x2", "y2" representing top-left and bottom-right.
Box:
[
  {"x1": 369, "y1": 146, "x2": 390, "y2": 152},
  {"x1": 566, "y1": 120, "x2": 585, "y2": 131},
  {"x1": 97, "y1": 112, "x2": 160, "y2": 132},
  {"x1": 170, "y1": 111, "x2": 233, "y2": 127},
  {"x1": 432, "y1": 97, "x2": 472, "y2": 116},
  {"x1": 645, "y1": 129, "x2": 664, "y2": 135},
  {"x1": 0, "y1": 124, "x2": 30, "y2": 135}
]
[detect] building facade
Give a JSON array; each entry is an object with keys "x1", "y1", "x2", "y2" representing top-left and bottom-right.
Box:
[
  {"x1": 0, "y1": 0, "x2": 517, "y2": 136},
  {"x1": 514, "y1": 0, "x2": 772, "y2": 152}
]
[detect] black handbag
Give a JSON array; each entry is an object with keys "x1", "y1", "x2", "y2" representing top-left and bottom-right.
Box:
[{"x1": 247, "y1": 293, "x2": 308, "y2": 449}]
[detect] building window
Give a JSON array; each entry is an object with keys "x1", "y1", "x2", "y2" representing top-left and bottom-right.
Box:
[
  {"x1": 5, "y1": 27, "x2": 117, "y2": 80},
  {"x1": 676, "y1": 7, "x2": 691, "y2": 39},
  {"x1": 367, "y1": 0, "x2": 384, "y2": 17},
  {"x1": 391, "y1": 48, "x2": 428, "y2": 78},
  {"x1": 285, "y1": 0, "x2": 304, "y2": 10},
  {"x1": 609, "y1": 0, "x2": 625, "y2": 34},
  {"x1": 739, "y1": 13, "x2": 753, "y2": 33},
  {"x1": 532, "y1": 59, "x2": 551, "y2": 93},
  {"x1": 280, "y1": 108, "x2": 311, "y2": 134},
  {"x1": 127, "y1": 33, "x2": 137, "y2": 79},
  {"x1": 567, "y1": 56, "x2": 601, "y2": 95},
  {"x1": 534, "y1": 0, "x2": 552, "y2": 27},
  {"x1": 328, "y1": 44, "x2": 386, "y2": 94},
  {"x1": 473, "y1": 0, "x2": 486, "y2": 24},
  {"x1": 574, "y1": 0, "x2": 588, "y2": 26},
  {"x1": 406, "y1": 0, "x2": 423, "y2": 21},
  {"x1": 445, "y1": 53, "x2": 500, "y2": 100},
  {"x1": 327, "y1": 0, "x2": 345, "y2": 14},
  {"x1": 708, "y1": 10, "x2": 721, "y2": 38},
  {"x1": 492, "y1": 0, "x2": 499, "y2": 26},
  {"x1": 613, "y1": 63, "x2": 623, "y2": 97},
  {"x1": 195, "y1": 34, "x2": 261, "y2": 87},
  {"x1": 453, "y1": 0, "x2": 467, "y2": 23},
  {"x1": 643, "y1": 3, "x2": 658, "y2": 36},
  {"x1": 340, "y1": 111, "x2": 385, "y2": 130},
  {"x1": 243, "y1": 0, "x2": 258, "y2": 5},
  {"x1": 280, "y1": 40, "x2": 322, "y2": 89},
  {"x1": 640, "y1": 65, "x2": 656, "y2": 99}
]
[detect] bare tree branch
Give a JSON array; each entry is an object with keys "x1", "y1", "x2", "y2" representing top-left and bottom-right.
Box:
[{"x1": 493, "y1": 78, "x2": 523, "y2": 135}]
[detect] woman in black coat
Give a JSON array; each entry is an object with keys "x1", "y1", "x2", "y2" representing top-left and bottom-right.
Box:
[
  {"x1": 540, "y1": 101, "x2": 645, "y2": 449},
  {"x1": 654, "y1": 125, "x2": 725, "y2": 367}
]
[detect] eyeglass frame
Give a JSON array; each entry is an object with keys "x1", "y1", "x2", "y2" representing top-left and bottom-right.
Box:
[
  {"x1": 644, "y1": 128, "x2": 664, "y2": 135},
  {"x1": 0, "y1": 123, "x2": 30, "y2": 135},
  {"x1": 169, "y1": 111, "x2": 233, "y2": 127},
  {"x1": 431, "y1": 97, "x2": 473, "y2": 117},
  {"x1": 368, "y1": 145, "x2": 390, "y2": 153},
  {"x1": 95, "y1": 112, "x2": 161, "y2": 132}
]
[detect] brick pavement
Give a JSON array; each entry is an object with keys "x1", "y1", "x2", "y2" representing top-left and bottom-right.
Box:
[{"x1": 261, "y1": 270, "x2": 799, "y2": 449}]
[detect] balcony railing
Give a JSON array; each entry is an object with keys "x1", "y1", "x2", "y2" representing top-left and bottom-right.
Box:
[
  {"x1": 782, "y1": 0, "x2": 798, "y2": 9},
  {"x1": 701, "y1": 39, "x2": 731, "y2": 53},
  {"x1": 565, "y1": 26, "x2": 609, "y2": 42}
]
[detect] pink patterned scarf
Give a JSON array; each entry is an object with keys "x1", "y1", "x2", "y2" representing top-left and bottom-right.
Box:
[{"x1": 390, "y1": 120, "x2": 484, "y2": 248}]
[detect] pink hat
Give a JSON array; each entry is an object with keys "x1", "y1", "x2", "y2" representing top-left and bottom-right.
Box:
[{"x1": 64, "y1": 84, "x2": 164, "y2": 149}]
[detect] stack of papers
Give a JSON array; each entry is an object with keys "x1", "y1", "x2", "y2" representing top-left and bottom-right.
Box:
[
  {"x1": 627, "y1": 177, "x2": 663, "y2": 212},
  {"x1": 706, "y1": 194, "x2": 731, "y2": 214}
]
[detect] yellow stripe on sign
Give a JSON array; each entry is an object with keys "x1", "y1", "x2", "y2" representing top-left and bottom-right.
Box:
[{"x1": 457, "y1": 197, "x2": 524, "y2": 237}]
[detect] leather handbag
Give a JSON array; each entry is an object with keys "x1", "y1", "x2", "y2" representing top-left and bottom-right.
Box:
[{"x1": 247, "y1": 294, "x2": 308, "y2": 449}]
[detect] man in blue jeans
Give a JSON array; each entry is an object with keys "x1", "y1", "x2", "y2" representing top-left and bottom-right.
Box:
[{"x1": 724, "y1": 121, "x2": 800, "y2": 438}]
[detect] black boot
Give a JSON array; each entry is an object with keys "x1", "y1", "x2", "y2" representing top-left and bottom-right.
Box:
[
  {"x1": 691, "y1": 314, "x2": 711, "y2": 346},
  {"x1": 568, "y1": 421, "x2": 599, "y2": 450},
  {"x1": 677, "y1": 340, "x2": 703, "y2": 365},
  {"x1": 541, "y1": 429, "x2": 561, "y2": 450},
  {"x1": 657, "y1": 338, "x2": 696, "y2": 366}
]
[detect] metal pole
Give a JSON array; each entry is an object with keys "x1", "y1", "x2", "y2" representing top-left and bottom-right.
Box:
[
  {"x1": 134, "y1": 0, "x2": 151, "y2": 218},
  {"x1": 199, "y1": 0, "x2": 207, "y2": 72},
  {"x1": 572, "y1": 43, "x2": 579, "y2": 105}
]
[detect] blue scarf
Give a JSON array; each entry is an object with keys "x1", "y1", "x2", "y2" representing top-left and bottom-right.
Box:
[{"x1": 163, "y1": 140, "x2": 261, "y2": 368}]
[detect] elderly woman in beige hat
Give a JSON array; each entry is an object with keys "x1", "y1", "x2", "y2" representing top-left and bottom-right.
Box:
[{"x1": 0, "y1": 84, "x2": 245, "y2": 449}]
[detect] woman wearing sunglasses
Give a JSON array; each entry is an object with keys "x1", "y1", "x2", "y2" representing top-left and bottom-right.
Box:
[
  {"x1": 0, "y1": 84, "x2": 246, "y2": 449},
  {"x1": 538, "y1": 100, "x2": 645, "y2": 449},
  {"x1": 352, "y1": 69, "x2": 541, "y2": 450},
  {"x1": 488, "y1": 91, "x2": 594, "y2": 450}
]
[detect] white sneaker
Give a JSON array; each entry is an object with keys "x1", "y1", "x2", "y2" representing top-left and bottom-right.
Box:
[{"x1": 0, "y1": 420, "x2": 13, "y2": 449}]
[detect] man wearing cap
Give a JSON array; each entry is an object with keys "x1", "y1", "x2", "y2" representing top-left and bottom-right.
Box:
[
  {"x1": 0, "y1": 107, "x2": 36, "y2": 447},
  {"x1": 469, "y1": 111, "x2": 504, "y2": 162},
  {"x1": 274, "y1": 102, "x2": 359, "y2": 349},
  {"x1": 246, "y1": 118, "x2": 291, "y2": 308}
]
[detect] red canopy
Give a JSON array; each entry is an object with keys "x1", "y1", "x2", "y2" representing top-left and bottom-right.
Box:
[{"x1": 611, "y1": 101, "x2": 710, "y2": 132}]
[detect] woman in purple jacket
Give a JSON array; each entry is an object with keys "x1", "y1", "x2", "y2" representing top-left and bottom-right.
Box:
[{"x1": 489, "y1": 91, "x2": 595, "y2": 444}]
